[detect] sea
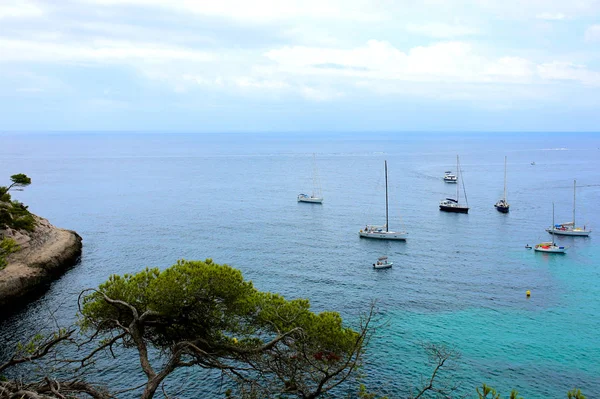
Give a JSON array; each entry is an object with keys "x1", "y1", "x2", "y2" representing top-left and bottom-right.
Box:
[{"x1": 0, "y1": 131, "x2": 599, "y2": 398}]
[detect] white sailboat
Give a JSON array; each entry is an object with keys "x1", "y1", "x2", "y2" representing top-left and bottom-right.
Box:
[
  {"x1": 494, "y1": 156, "x2": 509, "y2": 213},
  {"x1": 439, "y1": 155, "x2": 469, "y2": 213},
  {"x1": 359, "y1": 161, "x2": 407, "y2": 240},
  {"x1": 546, "y1": 180, "x2": 591, "y2": 236},
  {"x1": 535, "y1": 203, "x2": 567, "y2": 253},
  {"x1": 297, "y1": 153, "x2": 323, "y2": 204}
]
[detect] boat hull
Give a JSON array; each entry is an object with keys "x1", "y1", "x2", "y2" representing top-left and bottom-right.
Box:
[
  {"x1": 373, "y1": 263, "x2": 393, "y2": 269},
  {"x1": 534, "y1": 247, "x2": 567, "y2": 253},
  {"x1": 546, "y1": 228, "x2": 591, "y2": 237},
  {"x1": 495, "y1": 205, "x2": 509, "y2": 213},
  {"x1": 298, "y1": 197, "x2": 323, "y2": 204},
  {"x1": 439, "y1": 205, "x2": 469, "y2": 213},
  {"x1": 359, "y1": 231, "x2": 407, "y2": 240}
]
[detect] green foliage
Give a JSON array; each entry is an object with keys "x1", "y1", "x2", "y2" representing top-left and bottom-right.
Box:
[
  {"x1": 81, "y1": 259, "x2": 367, "y2": 398},
  {"x1": 356, "y1": 383, "x2": 389, "y2": 399},
  {"x1": 0, "y1": 174, "x2": 35, "y2": 232},
  {"x1": 568, "y1": 388, "x2": 586, "y2": 399},
  {"x1": 0, "y1": 189, "x2": 10, "y2": 202},
  {"x1": 82, "y1": 259, "x2": 361, "y2": 352},
  {"x1": 477, "y1": 384, "x2": 501, "y2": 399},
  {"x1": 10, "y1": 173, "x2": 32, "y2": 186},
  {"x1": 82, "y1": 259, "x2": 259, "y2": 345},
  {"x1": 477, "y1": 384, "x2": 540, "y2": 399},
  {"x1": 0, "y1": 237, "x2": 20, "y2": 270},
  {"x1": 0, "y1": 200, "x2": 35, "y2": 232}
]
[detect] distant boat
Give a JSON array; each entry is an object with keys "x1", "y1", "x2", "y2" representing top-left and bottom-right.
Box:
[
  {"x1": 443, "y1": 171, "x2": 457, "y2": 183},
  {"x1": 373, "y1": 256, "x2": 393, "y2": 269},
  {"x1": 359, "y1": 161, "x2": 407, "y2": 240},
  {"x1": 546, "y1": 180, "x2": 591, "y2": 236},
  {"x1": 494, "y1": 156, "x2": 510, "y2": 213},
  {"x1": 440, "y1": 155, "x2": 469, "y2": 213},
  {"x1": 531, "y1": 161, "x2": 536, "y2": 165},
  {"x1": 298, "y1": 153, "x2": 323, "y2": 204},
  {"x1": 535, "y1": 203, "x2": 567, "y2": 253}
]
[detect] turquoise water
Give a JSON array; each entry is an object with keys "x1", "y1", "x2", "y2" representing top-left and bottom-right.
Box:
[{"x1": 0, "y1": 132, "x2": 598, "y2": 397}]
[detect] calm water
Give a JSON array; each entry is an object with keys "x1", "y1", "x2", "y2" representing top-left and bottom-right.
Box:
[{"x1": 1, "y1": 132, "x2": 599, "y2": 398}]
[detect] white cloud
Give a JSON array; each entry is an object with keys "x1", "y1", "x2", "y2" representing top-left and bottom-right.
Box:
[
  {"x1": 82, "y1": 0, "x2": 383, "y2": 22},
  {"x1": 535, "y1": 12, "x2": 566, "y2": 20},
  {"x1": 538, "y1": 62, "x2": 600, "y2": 85},
  {"x1": 584, "y1": 24, "x2": 600, "y2": 42},
  {"x1": 0, "y1": 38, "x2": 215, "y2": 64},
  {"x1": 233, "y1": 77, "x2": 290, "y2": 90},
  {"x1": 0, "y1": 0, "x2": 43, "y2": 19},
  {"x1": 405, "y1": 23, "x2": 478, "y2": 38},
  {"x1": 264, "y1": 40, "x2": 536, "y2": 84}
]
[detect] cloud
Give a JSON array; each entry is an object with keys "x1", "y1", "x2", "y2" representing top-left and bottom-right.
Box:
[
  {"x1": 264, "y1": 40, "x2": 536, "y2": 84},
  {"x1": 538, "y1": 62, "x2": 600, "y2": 86},
  {"x1": 82, "y1": 0, "x2": 383, "y2": 22},
  {"x1": 0, "y1": 38, "x2": 215, "y2": 64},
  {"x1": 405, "y1": 23, "x2": 478, "y2": 38},
  {"x1": 233, "y1": 77, "x2": 289, "y2": 90},
  {"x1": 535, "y1": 12, "x2": 566, "y2": 20},
  {"x1": 584, "y1": 24, "x2": 600, "y2": 42},
  {"x1": 0, "y1": 0, "x2": 43, "y2": 19}
]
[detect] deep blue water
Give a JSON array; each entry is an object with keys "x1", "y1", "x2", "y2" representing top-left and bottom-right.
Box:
[{"x1": 1, "y1": 132, "x2": 599, "y2": 398}]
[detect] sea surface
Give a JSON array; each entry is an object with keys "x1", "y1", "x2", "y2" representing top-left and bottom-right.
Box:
[{"x1": 1, "y1": 132, "x2": 599, "y2": 398}]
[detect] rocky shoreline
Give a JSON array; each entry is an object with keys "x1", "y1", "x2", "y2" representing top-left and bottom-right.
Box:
[{"x1": 0, "y1": 216, "x2": 82, "y2": 308}]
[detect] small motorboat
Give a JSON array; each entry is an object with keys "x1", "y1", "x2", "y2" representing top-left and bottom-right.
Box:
[
  {"x1": 525, "y1": 244, "x2": 532, "y2": 249},
  {"x1": 373, "y1": 256, "x2": 393, "y2": 269},
  {"x1": 531, "y1": 161, "x2": 536, "y2": 165},
  {"x1": 443, "y1": 171, "x2": 457, "y2": 183}
]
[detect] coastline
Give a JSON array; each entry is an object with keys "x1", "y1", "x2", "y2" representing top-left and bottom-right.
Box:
[{"x1": 0, "y1": 216, "x2": 82, "y2": 308}]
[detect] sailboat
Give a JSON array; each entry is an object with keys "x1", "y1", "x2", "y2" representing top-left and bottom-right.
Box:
[
  {"x1": 494, "y1": 156, "x2": 510, "y2": 213},
  {"x1": 359, "y1": 161, "x2": 407, "y2": 240},
  {"x1": 439, "y1": 155, "x2": 469, "y2": 213},
  {"x1": 535, "y1": 203, "x2": 567, "y2": 253},
  {"x1": 297, "y1": 153, "x2": 323, "y2": 204},
  {"x1": 546, "y1": 179, "x2": 591, "y2": 236}
]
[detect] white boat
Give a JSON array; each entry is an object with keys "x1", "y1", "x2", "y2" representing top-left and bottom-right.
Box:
[
  {"x1": 373, "y1": 256, "x2": 393, "y2": 269},
  {"x1": 440, "y1": 155, "x2": 469, "y2": 213},
  {"x1": 534, "y1": 242, "x2": 567, "y2": 253},
  {"x1": 535, "y1": 203, "x2": 567, "y2": 253},
  {"x1": 494, "y1": 156, "x2": 510, "y2": 213},
  {"x1": 298, "y1": 153, "x2": 323, "y2": 204},
  {"x1": 443, "y1": 171, "x2": 457, "y2": 183},
  {"x1": 359, "y1": 161, "x2": 407, "y2": 240},
  {"x1": 546, "y1": 180, "x2": 591, "y2": 236}
]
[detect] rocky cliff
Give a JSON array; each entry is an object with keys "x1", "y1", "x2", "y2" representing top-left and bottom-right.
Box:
[{"x1": 0, "y1": 215, "x2": 82, "y2": 307}]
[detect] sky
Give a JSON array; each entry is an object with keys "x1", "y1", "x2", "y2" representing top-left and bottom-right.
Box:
[{"x1": 1, "y1": 0, "x2": 600, "y2": 132}]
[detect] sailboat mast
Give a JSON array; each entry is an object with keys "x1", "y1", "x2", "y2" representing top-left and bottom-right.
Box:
[
  {"x1": 456, "y1": 155, "x2": 460, "y2": 201},
  {"x1": 503, "y1": 156, "x2": 507, "y2": 201},
  {"x1": 311, "y1": 153, "x2": 317, "y2": 197},
  {"x1": 573, "y1": 179, "x2": 576, "y2": 227},
  {"x1": 552, "y1": 202, "x2": 556, "y2": 246},
  {"x1": 385, "y1": 160, "x2": 389, "y2": 232}
]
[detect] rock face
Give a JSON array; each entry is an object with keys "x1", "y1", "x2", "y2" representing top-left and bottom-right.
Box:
[{"x1": 0, "y1": 215, "x2": 82, "y2": 307}]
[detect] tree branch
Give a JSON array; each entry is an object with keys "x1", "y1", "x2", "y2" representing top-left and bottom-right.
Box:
[{"x1": 0, "y1": 329, "x2": 75, "y2": 374}]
